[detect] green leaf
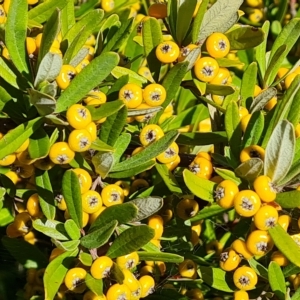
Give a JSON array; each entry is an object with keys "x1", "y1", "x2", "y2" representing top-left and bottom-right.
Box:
[
  {"x1": 87, "y1": 100, "x2": 124, "y2": 121},
  {"x1": 63, "y1": 10, "x2": 104, "y2": 64},
  {"x1": 240, "y1": 62, "x2": 257, "y2": 107},
  {"x1": 112, "y1": 130, "x2": 178, "y2": 172},
  {"x1": 176, "y1": 132, "x2": 227, "y2": 145},
  {"x1": 235, "y1": 158, "x2": 263, "y2": 182},
  {"x1": 248, "y1": 258, "x2": 268, "y2": 280},
  {"x1": 269, "y1": 225, "x2": 300, "y2": 268},
  {"x1": 112, "y1": 133, "x2": 131, "y2": 164},
  {"x1": 74, "y1": 0, "x2": 98, "y2": 17},
  {"x1": 55, "y1": 52, "x2": 119, "y2": 113},
  {"x1": 283, "y1": 264, "x2": 300, "y2": 278},
  {"x1": 129, "y1": 197, "x2": 164, "y2": 222},
  {"x1": 102, "y1": 17, "x2": 133, "y2": 53},
  {"x1": 199, "y1": 266, "x2": 234, "y2": 292},
  {"x1": 225, "y1": 101, "x2": 242, "y2": 161},
  {"x1": 109, "y1": 160, "x2": 156, "y2": 178},
  {"x1": 28, "y1": 89, "x2": 56, "y2": 116},
  {"x1": 28, "y1": 0, "x2": 66, "y2": 23},
  {"x1": 191, "y1": 0, "x2": 209, "y2": 44},
  {"x1": 64, "y1": 219, "x2": 80, "y2": 241},
  {"x1": 269, "y1": 18, "x2": 300, "y2": 71},
  {"x1": 92, "y1": 152, "x2": 114, "y2": 179},
  {"x1": 164, "y1": 104, "x2": 209, "y2": 131},
  {"x1": 44, "y1": 249, "x2": 78, "y2": 300},
  {"x1": 89, "y1": 202, "x2": 138, "y2": 231},
  {"x1": 250, "y1": 87, "x2": 277, "y2": 113},
  {"x1": 107, "y1": 225, "x2": 155, "y2": 259},
  {"x1": 215, "y1": 168, "x2": 242, "y2": 185},
  {"x1": 262, "y1": 75, "x2": 300, "y2": 148},
  {"x1": 242, "y1": 111, "x2": 265, "y2": 148},
  {"x1": 1, "y1": 236, "x2": 48, "y2": 269},
  {"x1": 198, "y1": 0, "x2": 243, "y2": 42},
  {"x1": 62, "y1": 170, "x2": 82, "y2": 228},
  {"x1": 33, "y1": 219, "x2": 69, "y2": 240},
  {"x1": 35, "y1": 169, "x2": 55, "y2": 220},
  {"x1": 37, "y1": 8, "x2": 61, "y2": 66},
  {"x1": 69, "y1": 152, "x2": 93, "y2": 172},
  {"x1": 0, "y1": 206, "x2": 14, "y2": 226},
  {"x1": 275, "y1": 191, "x2": 300, "y2": 208},
  {"x1": 0, "y1": 57, "x2": 21, "y2": 89},
  {"x1": 226, "y1": 25, "x2": 264, "y2": 50},
  {"x1": 287, "y1": 85, "x2": 300, "y2": 127},
  {"x1": 151, "y1": 62, "x2": 189, "y2": 124},
  {"x1": 137, "y1": 252, "x2": 184, "y2": 263},
  {"x1": 5, "y1": 0, "x2": 29, "y2": 77},
  {"x1": 28, "y1": 128, "x2": 50, "y2": 159},
  {"x1": 142, "y1": 17, "x2": 163, "y2": 82},
  {"x1": 85, "y1": 273, "x2": 103, "y2": 296},
  {"x1": 0, "y1": 117, "x2": 44, "y2": 160},
  {"x1": 52, "y1": 239, "x2": 80, "y2": 252},
  {"x1": 264, "y1": 45, "x2": 287, "y2": 87},
  {"x1": 111, "y1": 66, "x2": 147, "y2": 86},
  {"x1": 264, "y1": 120, "x2": 295, "y2": 184},
  {"x1": 176, "y1": 0, "x2": 197, "y2": 45},
  {"x1": 110, "y1": 262, "x2": 125, "y2": 285},
  {"x1": 268, "y1": 261, "x2": 286, "y2": 300},
  {"x1": 254, "y1": 21, "x2": 270, "y2": 79},
  {"x1": 60, "y1": 0, "x2": 75, "y2": 37},
  {"x1": 156, "y1": 164, "x2": 182, "y2": 194},
  {"x1": 206, "y1": 84, "x2": 235, "y2": 96},
  {"x1": 183, "y1": 169, "x2": 215, "y2": 202},
  {"x1": 34, "y1": 53, "x2": 62, "y2": 88},
  {"x1": 69, "y1": 48, "x2": 89, "y2": 68},
  {"x1": 80, "y1": 220, "x2": 117, "y2": 249},
  {"x1": 0, "y1": 174, "x2": 16, "y2": 197},
  {"x1": 185, "y1": 204, "x2": 229, "y2": 226},
  {"x1": 79, "y1": 252, "x2": 93, "y2": 267},
  {"x1": 99, "y1": 106, "x2": 127, "y2": 146}
]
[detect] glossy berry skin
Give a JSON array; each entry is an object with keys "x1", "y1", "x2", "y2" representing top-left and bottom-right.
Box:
[
  {"x1": 253, "y1": 205, "x2": 278, "y2": 230},
  {"x1": 206, "y1": 33, "x2": 230, "y2": 58},
  {"x1": 66, "y1": 104, "x2": 92, "y2": 130},
  {"x1": 72, "y1": 168, "x2": 92, "y2": 194},
  {"x1": 83, "y1": 291, "x2": 107, "y2": 300},
  {"x1": 49, "y1": 142, "x2": 75, "y2": 165},
  {"x1": 233, "y1": 190, "x2": 261, "y2": 217},
  {"x1": 188, "y1": 156, "x2": 213, "y2": 179},
  {"x1": 194, "y1": 57, "x2": 219, "y2": 82},
  {"x1": 139, "y1": 275, "x2": 155, "y2": 298},
  {"x1": 116, "y1": 252, "x2": 139, "y2": 270},
  {"x1": 101, "y1": 184, "x2": 125, "y2": 207},
  {"x1": 246, "y1": 230, "x2": 273, "y2": 256},
  {"x1": 0, "y1": 153, "x2": 16, "y2": 166},
  {"x1": 214, "y1": 180, "x2": 239, "y2": 209},
  {"x1": 210, "y1": 67, "x2": 231, "y2": 85},
  {"x1": 176, "y1": 198, "x2": 199, "y2": 220},
  {"x1": 156, "y1": 41, "x2": 180, "y2": 64},
  {"x1": 119, "y1": 83, "x2": 143, "y2": 108},
  {"x1": 139, "y1": 124, "x2": 164, "y2": 146},
  {"x1": 26, "y1": 193, "x2": 43, "y2": 219},
  {"x1": 234, "y1": 290, "x2": 249, "y2": 300},
  {"x1": 143, "y1": 83, "x2": 166, "y2": 107},
  {"x1": 68, "y1": 129, "x2": 92, "y2": 152},
  {"x1": 106, "y1": 283, "x2": 131, "y2": 300},
  {"x1": 233, "y1": 266, "x2": 258, "y2": 291},
  {"x1": 148, "y1": 3, "x2": 167, "y2": 19},
  {"x1": 178, "y1": 259, "x2": 197, "y2": 279},
  {"x1": 178, "y1": 44, "x2": 199, "y2": 62},
  {"x1": 240, "y1": 145, "x2": 265, "y2": 162},
  {"x1": 90, "y1": 256, "x2": 113, "y2": 279},
  {"x1": 277, "y1": 214, "x2": 291, "y2": 232},
  {"x1": 219, "y1": 248, "x2": 241, "y2": 271},
  {"x1": 101, "y1": 0, "x2": 115, "y2": 12},
  {"x1": 81, "y1": 190, "x2": 102, "y2": 214},
  {"x1": 122, "y1": 269, "x2": 141, "y2": 298},
  {"x1": 231, "y1": 239, "x2": 253, "y2": 260},
  {"x1": 156, "y1": 142, "x2": 179, "y2": 164},
  {"x1": 56, "y1": 65, "x2": 76, "y2": 90},
  {"x1": 253, "y1": 175, "x2": 276, "y2": 202},
  {"x1": 148, "y1": 215, "x2": 164, "y2": 239},
  {"x1": 271, "y1": 250, "x2": 289, "y2": 267},
  {"x1": 64, "y1": 267, "x2": 87, "y2": 293},
  {"x1": 84, "y1": 90, "x2": 107, "y2": 105}
]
